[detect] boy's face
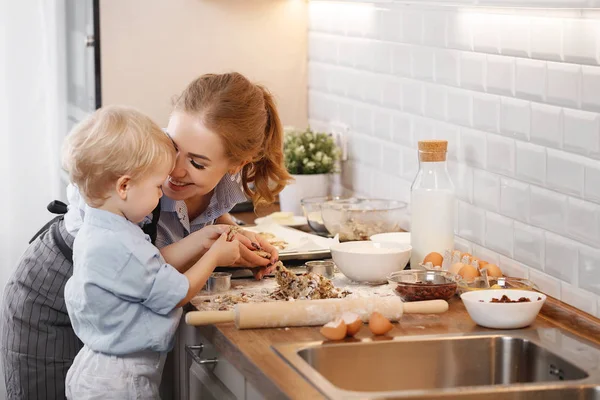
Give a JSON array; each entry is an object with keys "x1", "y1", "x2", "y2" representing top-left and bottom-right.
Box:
[
  {"x1": 123, "y1": 164, "x2": 172, "y2": 224},
  {"x1": 162, "y1": 112, "x2": 239, "y2": 201}
]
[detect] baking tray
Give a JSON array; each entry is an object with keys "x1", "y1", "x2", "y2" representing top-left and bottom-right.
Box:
[{"x1": 244, "y1": 223, "x2": 336, "y2": 262}]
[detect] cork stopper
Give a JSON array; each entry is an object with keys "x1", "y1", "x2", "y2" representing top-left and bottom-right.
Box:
[{"x1": 418, "y1": 140, "x2": 448, "y2": 162}]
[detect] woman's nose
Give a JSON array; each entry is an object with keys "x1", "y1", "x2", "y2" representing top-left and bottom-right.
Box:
[{"x1": 170, "y1": 153, "x2": 187, "y2": 179}]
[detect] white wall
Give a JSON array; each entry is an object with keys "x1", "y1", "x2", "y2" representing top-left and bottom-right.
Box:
[
  {"x1": 100, "y1": 0, "x2": 308, "y2": 128},
  {"x1": 308, "y1": 2, "x2": 600, "y2": 316}
]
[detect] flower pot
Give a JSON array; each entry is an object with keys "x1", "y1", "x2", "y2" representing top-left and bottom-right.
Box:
[{"x1": 279, "y1": 174, "x2": 331, "y2": 216}]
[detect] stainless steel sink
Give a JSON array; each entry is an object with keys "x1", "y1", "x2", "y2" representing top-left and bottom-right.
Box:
[{"x1": 272, "y1": 329, "x2": 600, "y2": 399}]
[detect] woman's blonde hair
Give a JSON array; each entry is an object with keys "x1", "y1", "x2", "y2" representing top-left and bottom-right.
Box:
[
  {"x1": 62, "y1": 105, "x2": 176, "y2": 207},
  {"x1": 173, "y1": 72, "x2": 292, "y2": 206}
]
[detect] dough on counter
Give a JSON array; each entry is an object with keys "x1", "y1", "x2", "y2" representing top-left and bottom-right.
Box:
[{"x1": 270, "y1": 263, "x2": 350, "y2": 301}]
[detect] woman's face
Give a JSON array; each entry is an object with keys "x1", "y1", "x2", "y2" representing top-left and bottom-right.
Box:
[{"x1": 162, "y1": 111, "x2": 235, "y2": 201}]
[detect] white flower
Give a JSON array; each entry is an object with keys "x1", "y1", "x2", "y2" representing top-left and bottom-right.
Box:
[{"x1": 294, "y1": 145, "x2": 305, "y2": 157}]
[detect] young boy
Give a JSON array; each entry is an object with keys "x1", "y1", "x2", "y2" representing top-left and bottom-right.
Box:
[{"x1": 62, "y1": 105, "x2": 240, "y2": 399}]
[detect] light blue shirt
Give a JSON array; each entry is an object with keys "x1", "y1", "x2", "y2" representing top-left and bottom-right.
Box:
[{"x1": 65, "y1": 207, "x2": 190, "y2": 355}]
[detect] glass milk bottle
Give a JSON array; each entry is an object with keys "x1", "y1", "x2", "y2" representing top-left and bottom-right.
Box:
[{"x1": 410, "y1": 140, "x2": 455, "y2": 269}]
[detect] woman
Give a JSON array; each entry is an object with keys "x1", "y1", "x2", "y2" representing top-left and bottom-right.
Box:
[{"x1": 0, "y1": 72, "x2": 292, "y2": 400}]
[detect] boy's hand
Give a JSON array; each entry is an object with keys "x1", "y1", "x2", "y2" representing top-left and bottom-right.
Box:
[{"x1": 206, "y1": 232, "x2": 240, "y2": 266}]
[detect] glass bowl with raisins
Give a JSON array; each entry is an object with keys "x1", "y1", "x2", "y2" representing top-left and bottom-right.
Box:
[{"x1": 387, "y1": 270, "x2": 461, "y2": 302}]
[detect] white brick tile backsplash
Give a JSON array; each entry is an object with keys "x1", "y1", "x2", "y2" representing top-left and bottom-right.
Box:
[
  {"x1": 472, "y1": 16, "x2": 501, "y2": 54},
  {"x1": 402, "y1": 80, "x2": 423, "y2": 115},
  {"x1": 435, "y1": 122, "x2": 460, "y2": 161},
  {"x1": 309, "y1": 5, "x2": 600, "y2": 317},
  {"x1": 498, "y1": 256, "x2": 530, "y2": 279},
  {"x1": 563, "y1": 109, "x2": 600, "y2": 158},
  {"x1": 448, "y1": 161, "x2": 473, "y2": 203},
  {"x1": 485, "y1": 212, "x2": 514, "y2": 257},
  {"x1": 380, "y1": 8, "x2": 403, "y2": 43},
  {"x1": 373, "y1": 109, "x2": 392, "y2": 141},
  {"x1": 545, "y1": 232, "x2": 578, "y2": 284},
  {"x1": 402, "y1": 10, "x2": 423, "y2": 45},
  {"x1": 382, "y1": 77, "x2": 402, "y2": 110},
  {"x1": 459, "y1": 201, "x2": 486, "y2": 245},
  {"x1": 529, "y1": 269, "x2": 561, "y2": 299},
  {"x1": 563, "y1": 19, "x2": 598, "y2": 65},
  {"x1": 560, "y1": 282, "x2": 597, "y2": 316},
  {"x1": 500, "y1": 97, "x2": 530, "y2": 141},
  {"x1": 412, "y1": 47, "x2": 435, "y2": 81},
  {"x1": 514, "y1": 222, "x2": 544, "y2": 270},
  {"x1": 447, "y1": 89, "x2": 472, "y2": 127},
  {"x1": 392, "y1": 112, "x2": 413, "y2": 147},
  {"x1": 392, "y1": 44, "x2": 412, "y2": 78},
  {"x1": 354, "y1": 104, "x2": 374, "y2": 136},
  {"x1": 412, "y1": 117, "x2": 435, "y2": 144},
  {"x1": 516, "y1": 142, "x2": 546, "y2": 185},
  {"x1": 435, "y1": 49, "x2": 459, "y2": 87},
  {"x1": 579, "y1": 245, "x2": 600, "y2": 296},
  {"x1": 546, "y1": 62, "x2": 580, "y2": 108},
  {"x1": 531, "y1": 103, "x2": 562, "y2": 149},
  {"x1": 474, "y1": 170, "x2": 500, "y2": 212},
  {"x1": 473, "y1": 94, "x2": 500, "y2": 133},
  {"x1": 546, "y1": 149, "x2": 585, "y2": 196},
  {"x1": 582, "y1": 66, "x2": 600, "y2": 112},
  {"x1": 530, "y1": 17, "x2": 563, "y2": 62},
  {"x1": 486, "y1": 55, "x2": 514, "y2": 96},
  {"x1": 530, "y1": 186, "x2": 567, "y2": 233},
  {"x1": 364, "y1": 74, "x2": 383, "y2": 105},
  {"x1": 401, "y1": 146, "x2": 419, "y2": 181},
  {"x1": 424, "y1": 84, "x2": 446, "y2": 120},
  {"x1": 447, "y1": 13, "x2": 472, "y2": 51},
  {"x1": 460, "y1": 53, "x2": 486, "y2": 92},
  {"x1": 422, "y1": 10, "x2": 447, "y2": 47},
  {"x1": 499, "y1": 16, "x2": 530, "y2": 58},
  {"x1": 372, "y1": 42, "x2": 392, "y2": 74},
  {"x1": 486, "y1": 134, "x2": 515, "y2": 177},
  {"x1": 460, "y1": 128, "x2": 487, "y2": 169},
  {"x1": 338, "y1": 38, "x2": 356, "y2": 67},
  {"x1": 566, "y1": 197, "x2": 600, "y2": 247},
  {"x1": 500, "y1": 178, "x2": 530, "y2": 223},
  {"x1": 584, "y1": 161, "x2": 600, "y2": 203},
  {"x1": 516, "y1": 59, "x2": 546, "y2": 102},
  {"x1": 382, "y1": 144, "x2": 402, "y2": 176}
]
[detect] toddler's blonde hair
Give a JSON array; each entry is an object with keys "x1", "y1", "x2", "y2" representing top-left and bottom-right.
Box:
[{"x1": 62, "y1": 105, "x2": 175, "y2": 207}]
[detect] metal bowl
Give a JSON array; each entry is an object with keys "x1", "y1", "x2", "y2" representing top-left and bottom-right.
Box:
[
  {"x1": 388, "y1": 270, "x2": 459, "y2": 302},
  {"x1": 206, "y1": 272, "x2": 231, "y2": 292},
  {"x1": 304, "y1": 260, "x2": 336, "y2": 279},
  {"x1": 321, "y1": 198, "x2": 408, "y2": 242}
]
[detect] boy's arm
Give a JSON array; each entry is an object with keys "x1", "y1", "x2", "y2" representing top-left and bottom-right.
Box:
[{"x1": 175, "y1": 251, "x2": 219, "y2": 307}]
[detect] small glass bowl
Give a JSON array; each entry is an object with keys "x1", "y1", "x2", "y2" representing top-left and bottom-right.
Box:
[
  {"x1": 387, "y1": 270, "x2": 460, "y2": 302},
  {"x1": 457, "y1": 276, "x2": 536, "y2": 295}
]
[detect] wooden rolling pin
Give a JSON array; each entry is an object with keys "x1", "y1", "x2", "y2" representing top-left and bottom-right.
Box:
[{"x1": 185, "y1": 297, "x2": 448, "y2": 329}]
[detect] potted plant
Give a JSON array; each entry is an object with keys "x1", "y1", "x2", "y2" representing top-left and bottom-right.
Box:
[{"x1": 279, "y1": 127, "x2": 341, "y2": 215}]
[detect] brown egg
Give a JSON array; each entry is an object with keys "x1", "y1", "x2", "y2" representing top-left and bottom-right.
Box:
[
  {"x1": 483, "y1": 263, "x2": 503, "y2": 277},
  {"x1": 458, "y1": 264, "x2": 481, "y2": 281},
  {"x1": 448, "y1": 262, "x2": 465, "y2": 275},
  {"x1": 461, "y1": 253, "x2": 472, "y2": 258},
  {"x1": 369, "y1": 312, "x2": 393, "y2": 335},
  {"x1": 320, "y1": 318, "x2": 347, "y2": 341},
  {"x1": 341, "y1": 312, "x2": 363, "y2": 337},
  {"x1": 477, "y1": 260, "x2": 489, "y2": 270},
  {"x1": 423, "y1": 252, "x2": 444, "y2": 267}
]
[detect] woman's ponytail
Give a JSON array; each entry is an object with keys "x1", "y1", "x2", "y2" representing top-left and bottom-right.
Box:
[{"x1": 241, "y1": 86, "x2": 292, "y2": 206}]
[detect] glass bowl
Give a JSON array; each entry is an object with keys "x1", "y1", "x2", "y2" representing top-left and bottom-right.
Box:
[
  {"x1": 321, "y1": 198, "x2": 408, "y2": 242},
  {"x1": 387, "y1": 270, "x2": 460, "y2": 302},
  {"x1": 457, "y1": 276, "x2": 537, "y2": 295},
  {"x1": 300, "y1": 196, "x2": 348, "y2": 235}
]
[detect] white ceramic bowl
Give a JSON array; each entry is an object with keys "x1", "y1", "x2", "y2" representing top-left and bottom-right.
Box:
[
  {"x1": 370, "y1": 232, "x2": 411, "y2": 245},
  {"x1": 461, "y1": 289, "x2": 547, "y2": 329},
  {"x1": 330, "y1": 241, "x2": 411, "y2": 284}
]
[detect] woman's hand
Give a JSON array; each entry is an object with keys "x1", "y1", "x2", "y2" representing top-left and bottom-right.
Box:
[{"x1": 235, "y1": 229, "x2": 279, "y2": 265}]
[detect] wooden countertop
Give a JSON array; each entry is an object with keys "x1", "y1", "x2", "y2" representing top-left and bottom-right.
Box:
[{"x1": 193, "y1": 207, "x2": 600, "y2": 399}]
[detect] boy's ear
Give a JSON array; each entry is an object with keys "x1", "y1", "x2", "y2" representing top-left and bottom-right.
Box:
[{"x1": 116, "y1": 176, "x2": 131, "y2": 200}]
